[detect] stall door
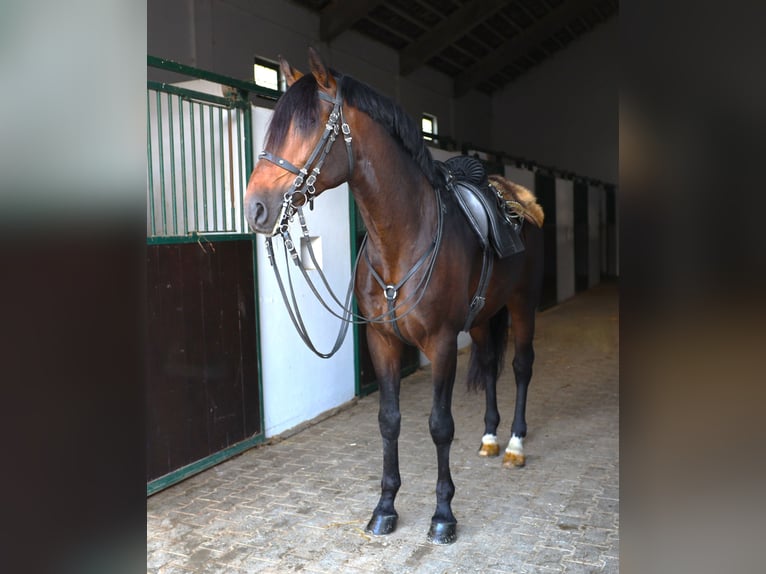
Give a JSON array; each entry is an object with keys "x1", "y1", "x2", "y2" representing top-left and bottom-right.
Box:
[
  {"x1": 574, "y1": 181, "x2": 590, "y2": 292},
  {"x1": 535, "y1": 173, "x2": 558, "y2": 309}
]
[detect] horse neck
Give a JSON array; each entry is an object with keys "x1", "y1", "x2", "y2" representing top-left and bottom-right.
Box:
[{"x1": 348, "y1": 117, "x2": 438, "y2": 268}]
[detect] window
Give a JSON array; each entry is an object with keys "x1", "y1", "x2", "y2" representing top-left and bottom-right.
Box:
[
  {"x1": 421, "y1": 113, "x2": 437, "y2": 141},
  {"x1": 253, "y1": 57, "x2": 281, "y2": 92}
]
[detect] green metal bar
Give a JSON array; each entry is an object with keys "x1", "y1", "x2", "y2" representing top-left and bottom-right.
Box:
[
  {"x1": 237, "y1": 108, "x2": 245, "y2": 233},
  {"x1": 156, "y1": 90, "x2": 167, "y2": 235},
  {"x1": 147, "y1": 80, "x2": 244, "y2": 109},
  {"x1": 190, "y1": 102, "x2": 199, "y2": 232},
  {"x1": 218, "y1": 106, "x2": 225, "y2": 230},
  {"x1": 148, "y1": 55, "x2": 280, "y2": 101},
  {"x1": 209, "y1": 106, "x2": 218, "y2": 231},
  {"x1": 228, "y1": 108, "x2": 236, "y2": 232},
  {"x1": 243, "y1": 104, "x2": 253, "y2": 177},
  {"x1": 200, "y1": 103, "x2": 208, "y2": 231},
  {"x1": 243, "y1": 104, "x2": 253, "y2": 231},
  {"x1": 147, "y1": 432, "x2": 265, "y2": 496},
  {"x1": 147, "y1": 90, "x2": 156, "y2": 236},
  {"x1": 146, "y1": 232, "x2": 256, "y2": 246},
  {"x1": 167, "y1": 92, "x2": 178, "y2": 235},
  {"x1": 179, "y1": 98, "x2": 188, "y2": 235}
]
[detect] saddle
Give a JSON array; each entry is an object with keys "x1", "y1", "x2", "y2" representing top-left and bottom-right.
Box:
[
  {"x1": 438, "y1": 156, "x2": 525, "y2": 258},
  {"x1": 436, "y1": 156, "x2": 527, "y2": 331}
]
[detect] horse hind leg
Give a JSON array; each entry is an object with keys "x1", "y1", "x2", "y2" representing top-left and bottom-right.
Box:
[
  {"x1": 503, "y1": 297, "x2": 536, "y2": 468},
  {"x1": 468, "y1": 307, "x2": 509, "y2": 458}
]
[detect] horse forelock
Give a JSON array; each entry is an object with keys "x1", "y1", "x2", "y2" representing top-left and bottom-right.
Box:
[{"x1": 264, "y1": 73, "x2": 320, "y2": 152}]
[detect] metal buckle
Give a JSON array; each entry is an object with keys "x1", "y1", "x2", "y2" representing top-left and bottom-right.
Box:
[
  {"x1": 384, "y1": 285, "x2": 397, "y2": 301},
  {"x1": 291, "y1": 191, "x2": 307, "y2": 207}
]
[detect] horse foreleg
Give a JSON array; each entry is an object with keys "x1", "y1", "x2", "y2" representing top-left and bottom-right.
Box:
[
  {"x1": 504, "y1": 298, "x2": 536, "y2": 468},
  {"x1": 426, "y1": 336, "x2": 458, "y2": 544},
  {"x1": 365, "y1": 328, "x2": 403, "y2": 536}
]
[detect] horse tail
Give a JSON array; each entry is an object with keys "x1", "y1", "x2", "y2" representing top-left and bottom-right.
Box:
[{"x1": 466, "y1": 305, "x2": 509, "y2": 392}]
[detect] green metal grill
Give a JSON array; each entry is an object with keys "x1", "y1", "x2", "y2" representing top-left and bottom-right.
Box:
[{"x1": 146, "y1": 56, "x2": 279, "y2": 242}]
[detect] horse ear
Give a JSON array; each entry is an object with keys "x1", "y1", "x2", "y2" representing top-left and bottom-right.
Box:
[
  {"x1": 279, "y1": 56, "x2": 303, "y2": 88},
  {"x1": 307, "y1": 47, "x2": 336, "y2": 93}
]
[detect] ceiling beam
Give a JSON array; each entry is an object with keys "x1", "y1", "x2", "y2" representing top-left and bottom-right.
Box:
[
  {"x1": 399, "y1": 0, "x2": 510, "y2": 76},
  {"x1": 381, "y1": 3, "x2": 429, "y2": 35},
  {"x1": 319, "y1": 0, "x2": 384, "y2": 43},
  {"x1": 454, "y1": 0, "x2": 597, "y2": 97}
]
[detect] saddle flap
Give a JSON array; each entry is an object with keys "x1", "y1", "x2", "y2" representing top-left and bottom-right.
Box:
[
  {"x1": 452, "y1": 181, "x2": 490, "y2": 250},
  {"x1": 451, "y1": 179, "x2": 525, "y2": 258}
]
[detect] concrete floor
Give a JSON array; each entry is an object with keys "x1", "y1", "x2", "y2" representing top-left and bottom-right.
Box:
[{"x1": 148, "y1": 282, "x2": 619, "y2": 573}]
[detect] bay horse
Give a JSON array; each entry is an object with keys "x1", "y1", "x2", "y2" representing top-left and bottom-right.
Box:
[{"x1": 244, "y1": 48, "x2": 544, "y2": 545}]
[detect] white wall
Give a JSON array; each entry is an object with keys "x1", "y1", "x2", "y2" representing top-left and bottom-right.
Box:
[
  {"x1": 251, "y1": 107, "x2": 356, "y2": 438},
  {"x1": 490, "y1": 17, "x2": 617, "y2": 184}
]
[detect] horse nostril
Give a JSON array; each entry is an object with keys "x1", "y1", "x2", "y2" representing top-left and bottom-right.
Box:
[{"x1": 245, "y1": 198, "x2": 268, "y2": 230}]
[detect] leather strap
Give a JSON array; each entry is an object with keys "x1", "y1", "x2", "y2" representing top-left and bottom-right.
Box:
[{"x1": 463, "y1": 248, "x2": 493, "y2": 332}]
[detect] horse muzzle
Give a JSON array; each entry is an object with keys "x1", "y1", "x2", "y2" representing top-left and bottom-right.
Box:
[{"x1": 246, "y1": 192, "x2": 293, "y2": 236}]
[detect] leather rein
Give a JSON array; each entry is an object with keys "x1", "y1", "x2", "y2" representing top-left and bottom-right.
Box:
[{"x1": 258, "y1": 77, "x2": 444, "y2": 357}]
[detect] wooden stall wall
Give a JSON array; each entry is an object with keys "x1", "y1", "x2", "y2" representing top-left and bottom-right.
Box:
[{"x1": 147, "y1": 239, "x2": 261, "y2": 483}]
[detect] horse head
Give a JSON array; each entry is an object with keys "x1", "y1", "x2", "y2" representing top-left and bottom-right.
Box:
[{"x1": 245, "y1": 48, "x2": 353, "y2": 235}]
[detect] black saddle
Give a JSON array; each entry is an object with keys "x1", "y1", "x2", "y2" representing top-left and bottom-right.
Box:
[{"x1": 439, "y1": 156, "x2": 525, "y2": 258}]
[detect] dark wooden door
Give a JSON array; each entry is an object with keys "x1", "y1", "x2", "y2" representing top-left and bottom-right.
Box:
[
  {"x1": 535, "y1": 173, "x2": 558, "y2": 309},
  {"x1": 146, "y1": 239, "x2": 261, "y2": 482},
  {"x1": 605, "y1": 186, "x2": 618, "y2": 277},
  {"x1": 574, "y1": 181, "x2": 590, "y2": 292}
]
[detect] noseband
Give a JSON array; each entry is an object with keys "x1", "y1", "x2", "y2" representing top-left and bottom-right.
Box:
[{"x1": 258, "y1": 78, "x2": 354, "y2": 237}]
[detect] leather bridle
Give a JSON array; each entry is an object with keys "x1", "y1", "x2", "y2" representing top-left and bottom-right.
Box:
[{"x1": 257, "y1": 80, "x2": 354, "y2": 237}]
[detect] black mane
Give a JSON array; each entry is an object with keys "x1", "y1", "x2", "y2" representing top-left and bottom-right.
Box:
[
  {"x1": 264, "y1": 71, "x2": 440, "y2": 188},
  {"x1": 341, "y1": 75, "x2": 440, "y2": 187}
]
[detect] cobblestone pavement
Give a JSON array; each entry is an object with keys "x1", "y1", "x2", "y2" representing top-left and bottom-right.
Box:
[{"x1": 148, "y1": 282, "x2": 619, "y2": 573}]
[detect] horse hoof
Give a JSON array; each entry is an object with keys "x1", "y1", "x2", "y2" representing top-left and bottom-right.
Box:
[
  {"x1": 502, "y1": 451, "x2": 526, "y2": 468},
  {"x1": 365, "y1": 513, "x2": 398, "y2": 536},
  {"x1": 427, "y1": 521, "x2": 457, "y2": 544},
  {"x1": 478, "y1": 443, "x2": 500, "y2": 457}
]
